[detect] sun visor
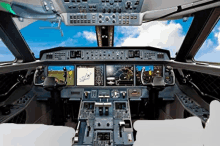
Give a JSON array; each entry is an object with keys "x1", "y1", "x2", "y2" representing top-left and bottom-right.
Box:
[{"x1": 10, "y1": 2, "x2": 56, "y2": 19}]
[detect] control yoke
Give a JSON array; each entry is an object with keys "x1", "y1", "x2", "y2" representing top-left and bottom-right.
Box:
[
  {"x1": 33, "y1": 66, "x2": 68, "y2": 125},
  {"x1": 141, "y1": 67, "x2": 165, "y2": 87},
  {"x1": 141, "y1": 66, "x2": 175, "y2": 87},
  {"x1": 34, "y1": 66, "x2": 68, "y2": 89}
]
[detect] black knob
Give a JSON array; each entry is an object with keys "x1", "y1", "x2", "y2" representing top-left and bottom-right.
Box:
[
  {"x1": 102, "y1": 9, "x2": 106, "y2": 13},
  {"x1": 99, "y1": 20, "x2": 102, "y2": 23},
  {"x1": 112, "y1": 20, "x2": 116, "y2": 23},
  {"x1": 127, "y1": 1, "x2": 131, "y2": 7},
  {"x1": 105, "y1": 17, "x2": 109, "y2": 21},
  {"x1": 108, "y1": 9, "x2": 111, "y2": 13},
  {"x1": 135, "y1": 1, "x2": 139, "y2": 5},
  {"x1": 118, "y1": 9, "x2": 121, "y2": 13},
  {"x1": 99, "y1": 15, "x2": 102, "y2": 18},
  {"x1": 112, "y1": 14, "x2": 116, "y2": 18},
  {"x1": 107, "y1": 123, "x2": 110, "y2": 127},
  {"x1": 98, "y1": 123, "x2": 101, "y2": 126}
]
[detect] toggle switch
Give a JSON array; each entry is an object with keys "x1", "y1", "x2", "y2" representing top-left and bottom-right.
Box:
[
  {"x1": 99, "y1": 107, "x2": 103, "y2": 116},
  {"x1": 122, "y1": 92, "x2": 126, "y2": 98},
  {"x1": 85, "y1": 92, "x2": 88, "y2": 98},
  {"x1": 105, "y1": 107, "x2": 109, "y2": 115}
]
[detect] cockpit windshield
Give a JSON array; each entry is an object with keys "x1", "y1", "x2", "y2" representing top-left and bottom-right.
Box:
[{"x1": 17, "y1": 17, "x2": 194, "y2": 58}]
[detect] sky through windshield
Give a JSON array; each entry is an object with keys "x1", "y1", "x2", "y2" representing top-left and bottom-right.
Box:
[{"x1": 3, "y1": 16, "x2": 220, "y2": 62}]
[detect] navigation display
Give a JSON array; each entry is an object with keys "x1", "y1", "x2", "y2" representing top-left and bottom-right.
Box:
[
  {"x1": 48, "y1": 66, "x2": 74, "y2": 86},
  {"x1": 77, "y1": 65, "x2": 104, "y2": 86},
  {"x1": 136, "y1": 65, "x2": 163, "y2": 86},
  {"x1": 106, "y1": 65, "x2": 134, "y2": 86}
]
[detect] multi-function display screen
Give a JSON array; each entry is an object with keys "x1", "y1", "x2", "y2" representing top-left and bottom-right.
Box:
[
  {"x1": 136, "y1": 65, "x2": 163, "y2": 86},
  {"x1": 77, "y1": 65, "x2": 104, "y2": 86},
  {"x1": 77, "y1": 66, "x2": 95, "y2": 86},
  {"x1": 48, "y1": 66, "x2": 75, "y2": 86},
  {"x1": 47, "y1": 65, "x2": 163, "y2": 86},
  {"x1": 106, "y1": 65, "x2": 134, "y2": 86}
]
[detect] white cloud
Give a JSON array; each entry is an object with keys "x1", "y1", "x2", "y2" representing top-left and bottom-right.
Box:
[
  {"x1": 73, "y1": 32, "x2": 82, "y2": 38},
  {"x1": 196, "y1": 50, "x2": 220, "y2": 62},
  {"x1": 82, "y1": 31, "x2": 96, "y2": 42},
  {"x1": 59, "y1": 38, "x2": 77, "y2": 47},
  {"x1": 116, "y1": 21, "x2": 185, "y2": 57},
  {"x1": 195, "y1": 26, "x2": 220, "y2": 62},
  {"x1": 214, "y1": 26, "x2": 220, "y2": 50}
]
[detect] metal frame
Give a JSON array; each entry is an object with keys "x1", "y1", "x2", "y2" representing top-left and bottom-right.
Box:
[
  {"x1": 175, "y1": 7, "x2": 220, "y2": 62},
  {"x1": 0, "y1": 11, "x2": 35, "y2": 63},
  {"x1": 96, "y1": 26, "x2": 114, "y2": 47}
]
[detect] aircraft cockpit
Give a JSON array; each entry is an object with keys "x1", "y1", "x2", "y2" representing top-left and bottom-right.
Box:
[{"x1": 0, "y1": 0, "x2": 220, "y2": 145}]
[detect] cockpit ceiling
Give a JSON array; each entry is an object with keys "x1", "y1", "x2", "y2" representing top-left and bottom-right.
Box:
[
  {"x1": 2, "y1": 0, "x2": 42, "y2": 6},
  {"x1": 1, "y1": 0, "x2": 220, "y2": 27},
  {"x1": 2, "y1": 0, "x2": 212, "y2": 12}
]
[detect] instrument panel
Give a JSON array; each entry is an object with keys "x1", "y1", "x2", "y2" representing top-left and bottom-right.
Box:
[
  {"x1": 35, "y1": 47, "x2": 175, "y2": 145},
  {"x1": 43, "y1": 64, "x2": 175, "y2": 87},
  {"x1": 40, "y1": 48, "x2": 174, "y2": 87}
]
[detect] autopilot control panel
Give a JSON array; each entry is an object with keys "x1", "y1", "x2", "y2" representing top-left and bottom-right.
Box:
[{"x1": 41, "y1": 48, "x2": 170, "y2": 61}]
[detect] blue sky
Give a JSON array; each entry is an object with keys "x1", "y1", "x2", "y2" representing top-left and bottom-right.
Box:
[
  {"x1": 48, "y1": 66, "x2": 74, "y2": 71},
  {"x1": 0, "y1": 17, "x2": 220, "y2": 62}
]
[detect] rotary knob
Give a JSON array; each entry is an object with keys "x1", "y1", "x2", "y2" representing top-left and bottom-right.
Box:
[
  {"x1": 125, "y1": 1, "x2": 131, "y2": 9},
  {"x1": 105, "y1": 16, "x2": 109, "y2": 21}
]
